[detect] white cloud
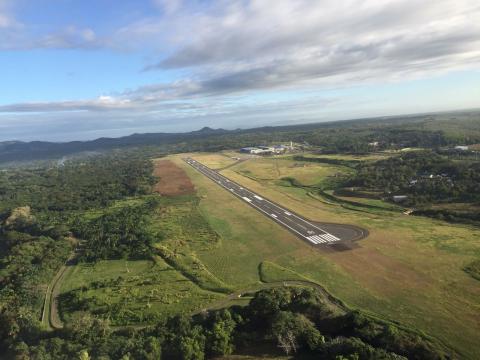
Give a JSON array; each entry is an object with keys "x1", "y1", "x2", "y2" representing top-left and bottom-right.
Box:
[
  {"x1": 1, "y1": 0, "x2": 480, "y2": 141},
  {"x1": 0, "y1": 0, "x2": 20, "y2": 29},
  {"x1": 152, "y1": 0, "x2": 183, "y2": 14},
  {"x1": 0, "y1": 13, "x2": 13, "y2": 28},
  {"x1": 36, "y1": 26, "x2": 103, "y2": 49},
  {"x1": 145, "y1": 0, "x2": 480, "y2": 76}
]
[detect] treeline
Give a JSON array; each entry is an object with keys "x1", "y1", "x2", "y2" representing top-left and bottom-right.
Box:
[
  {"x1": 9, "y1": 287, "x2": 447, "y2": 359},
  {"x1": 350, "y1": 151, "x2": 480, "y2": 205},
  {"x1": 292, "y1": 155, "x2": 361, "y2": 168},
  {"x1": 367, "y1": 129, "x2": 448, "y2": 149},
  {"x1": 412, "y1": 208, "x2": 480, "y2": 227}
]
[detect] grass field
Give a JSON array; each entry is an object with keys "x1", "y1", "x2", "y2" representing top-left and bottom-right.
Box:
[
  {"x1": 171, "y1": 153, "x2": 480, "y2": 359},
  {"x1": 59, "y1": 257, "x2": 222, "y2": 326},
  {"x1": 190, "y1": 152, "x2": 240, "y2": 169},
  {"x1": 232, "y1": 157, "x2": 353, "y2": 189},
  {"x1": 259, "y1": 261, "x2": 311, "y2": 283},
  {"x1": 59, "y1": 191, "x2": 230, "y2": 326},
  {"x1": 293, "y1": 153, "x2": 393, "y2": 161}
]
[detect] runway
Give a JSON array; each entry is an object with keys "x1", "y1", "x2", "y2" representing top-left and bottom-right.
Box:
[{"x1": 184, "y1": 157, "x2": 360, "y2": 246}]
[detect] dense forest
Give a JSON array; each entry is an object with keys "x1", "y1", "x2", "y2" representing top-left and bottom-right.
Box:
[{"x1": 72, "y1": 198, "x2": 160, "y2": 261}]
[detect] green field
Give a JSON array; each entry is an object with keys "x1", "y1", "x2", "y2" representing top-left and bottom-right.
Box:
[
  {"x1": 190, "y1": 152, "x2": 240, "y2": 169},
  {"x1": 170, "y1": 152, "x2": 480, "y2": 359},
  {"x1": 58, "y1": 194, "x2": 230, "y2": 326},
  {"x1": 59, "y1": 257, "x2": 222, "y2": 326}
]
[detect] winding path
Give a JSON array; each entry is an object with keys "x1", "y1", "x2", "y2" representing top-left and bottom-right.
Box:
[
  {"x1": 192, "y1": 280, "x2": 346, "y2": 315},
  {"x1": 42, "y1": 252, "x2": 77, "y2": 330}
]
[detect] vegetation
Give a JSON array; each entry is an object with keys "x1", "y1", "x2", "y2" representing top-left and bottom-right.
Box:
[
  {"x1": 464, "y1": 259, "x2": 480, "y2": 281},
  {"x1": 12, "y1": 287, "x2": 447, "y2": 359},
  {"x1": 259, "y1": 261, "x2": 311, "y2": 283},
  {"x1": 73, "y1": 198, "x2": 160, "y2": 261},
  {"x1": 0, "y1": 154, "x2": 155, "y2": 212},
  {"x1": 149, "y1": 194, "x2": 232, "y2": 293},
  {"x1": 1, "y1": 114, "x2": 480, "y2": 358},
  {"x1": 351, "y1": 150, "x2": 480, "y2": 204},
  {"x1": 0, "y1": 154, "x2": 157, "y2": 354},
  {"x1": 0, "y1": 209, "x2": 71, "y2": 351},
  {"x1": 59, "y1": 258, "x2": 222, "y2": 326}
]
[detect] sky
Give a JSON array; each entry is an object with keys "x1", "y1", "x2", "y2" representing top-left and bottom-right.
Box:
[{"x1": 0, "y1": 0, "x2": 479, "y2": 142}]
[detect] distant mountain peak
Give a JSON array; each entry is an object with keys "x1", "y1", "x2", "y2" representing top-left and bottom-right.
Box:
[{"x1": 196, "y1": 126, "x2": 225, "y2": 133}]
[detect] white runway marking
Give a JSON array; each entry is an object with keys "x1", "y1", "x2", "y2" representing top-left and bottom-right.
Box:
[
  {"x1": 284, "y1": 211, "x2": 292, "y2": 215},
  {"x1": 308, "y1": 235, "x2": 323, "y2": 244},
  {"x1": 270, "y1": 213, "x2": 277, "y2": 218},
  {"x1": 322, "y1": 233, "x2": 334, "y2": 241},
  {"x1": 242, "y1": 197, "x2": 252, "y2": 202},
  {"x1": 323, "y1": 233, "x2": 339, "y2": 242},
  {"x1": 254, "y1": 195, "x2": 263, "y2": 200},
  {"x1": 307, "y1": 236, "x2": 317, "y2": 244},
  {"x1": 320, "y1": 234, "x2": 331, "y2": 242}
]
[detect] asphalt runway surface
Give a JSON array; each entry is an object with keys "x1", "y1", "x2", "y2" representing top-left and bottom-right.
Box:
[{"x1": 184, "y1": 158, "x2": 368, "y2": 247}]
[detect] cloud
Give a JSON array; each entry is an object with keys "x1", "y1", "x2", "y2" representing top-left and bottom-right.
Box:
[
  {"x1": 152, "y1": 0, "x2": 183, "y2": 15},
  {"x1": 35, "y1": 26, "x2": 104, "y2": 49},
  {"x1": 0, "y1": 0, "x2": 104, "y2": 50},
  {"x1": 0, "y1": 0, "x2": 21, "y2": 29},
  {"x1": 140, "y1": 0, "x2": 480, "y2": 87},
  {"x1": 0, "y1": 96, "x2": 135, "y2": 113},
  {"x1": 1, "y1": 0, "x2": 480, "y2": 141},
  {"x1": 0, "y1": 13, "x2": 15, "y2": 28},
  {"x1": 0, "y1": 93, "x2": 343, "y2": 141}
]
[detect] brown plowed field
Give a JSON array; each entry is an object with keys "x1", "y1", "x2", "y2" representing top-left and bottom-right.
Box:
[{"x1": 153, "y1": 159, "x2": 195, "y2": 196}]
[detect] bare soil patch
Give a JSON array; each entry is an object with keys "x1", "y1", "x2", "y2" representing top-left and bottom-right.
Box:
[{"x1": 153, "y1": 159, "x2": 195, "y2": 196}]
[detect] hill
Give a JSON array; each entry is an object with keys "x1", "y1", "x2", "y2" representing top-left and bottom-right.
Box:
[{"x1": 1, "y1": 109, "x2": 479, "y2": 165}]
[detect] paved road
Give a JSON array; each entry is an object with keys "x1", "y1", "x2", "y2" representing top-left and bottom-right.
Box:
[{"x1": 184, "y1": 157, "x2": 344, "y2": 246}]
